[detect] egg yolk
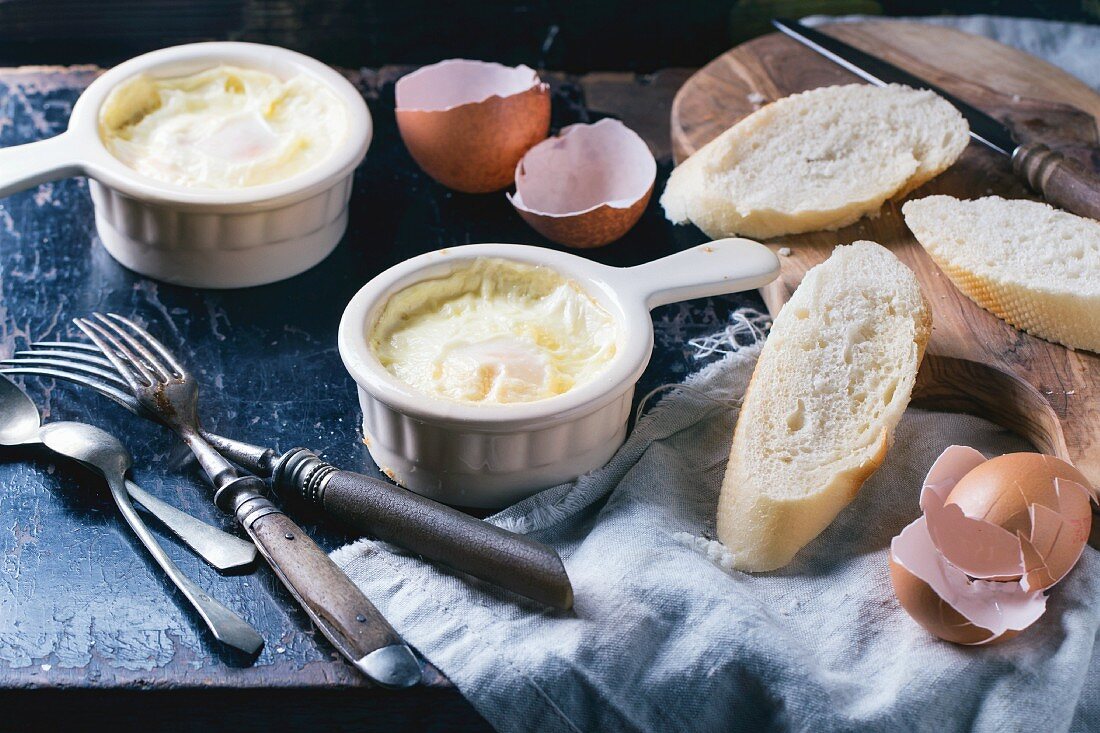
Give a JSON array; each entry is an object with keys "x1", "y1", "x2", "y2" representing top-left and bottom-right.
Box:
[
  {"x1": 98, "y1": 65, "x2": 347, "y2": 189},
  {"x1": 369, "y1": 258, "x2": 618, "y2": 404}
]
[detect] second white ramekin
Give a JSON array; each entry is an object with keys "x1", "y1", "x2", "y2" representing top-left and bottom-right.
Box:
[
  {"x1": 338, "y1": 240, "x2": 780, "y2": 508},
  {"x1": 0, "y1": 42, "x2": 372, "y2": 288}
]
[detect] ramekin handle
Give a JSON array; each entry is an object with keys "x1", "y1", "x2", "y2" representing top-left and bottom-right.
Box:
[
  {"x1": 0, "y1": 133, "x2": 83, "y2": 199},
  {"x1": 622, "y1": 238, "x2": 781, "y2": 309}
]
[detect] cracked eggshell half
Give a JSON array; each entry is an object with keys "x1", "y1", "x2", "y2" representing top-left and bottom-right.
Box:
[
  {"x1": 945, "y1": 453, "x2": 1093, "y2": 591},
  {"x1": 395, "y1": 59, "x2": 550, "y2": 193},
  {"x1": 508, "y1": 119, "x2": 656, "y2": 248},
  {"x1": 890, "y1": 446, "x2": 1095, "y2": 645}
]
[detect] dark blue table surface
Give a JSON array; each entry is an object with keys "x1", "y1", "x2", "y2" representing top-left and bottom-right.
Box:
[{"x1": 0, "y1": 64, "x2": 763, "y2": 728}]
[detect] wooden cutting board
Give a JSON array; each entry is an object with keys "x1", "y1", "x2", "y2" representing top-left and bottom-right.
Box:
[{"x1": 670, "y1": 20, "x2": 1100, "y2": 490}]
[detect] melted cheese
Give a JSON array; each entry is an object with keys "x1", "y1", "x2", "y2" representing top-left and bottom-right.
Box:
[
  {"x1": 370, "y1": 259, "x2": 618, "y2": 404},
  {"x1": 99, "y1": 65, "x2": 347, "y2": 188}
]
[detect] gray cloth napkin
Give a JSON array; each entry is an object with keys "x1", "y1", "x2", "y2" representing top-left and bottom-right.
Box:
[
  {"x1": 334, "y1": 16, "x2": 1100, "y2": 732},
  {"x1": 334, "y1": 321, "x2": 1100, "y2": 732}
]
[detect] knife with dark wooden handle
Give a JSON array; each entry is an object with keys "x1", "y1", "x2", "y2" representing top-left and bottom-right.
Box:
[
  {"x1": 224, "y1": 478, "x2": 423, "y2": 688},
  {"x1": 272, "y1": 448, "x2": 574, "y2": 610},
  {"x1": 772, "y1": 18, "x2": 1100, "y2": 220},
  {"x1": 194, "y1": 434, "x2": 575, "y2": 609}
]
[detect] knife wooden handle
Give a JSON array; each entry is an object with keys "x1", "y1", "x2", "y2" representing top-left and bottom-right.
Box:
[
  {"x1": 274, "y1": 449, "x2": 574, "y2": 610},
  {"x1": 1013, "y1": 142, "x2": 1100, "y2": 221},
  {"x1": 229, "y1": 485, "x2": 421, "y2": 688}
]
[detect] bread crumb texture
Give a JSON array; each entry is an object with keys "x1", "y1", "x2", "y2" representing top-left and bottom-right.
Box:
[
  {"x1": 903, "y1": 195, "x2": 1100, "y2": 353},
  {"x1": 662, "y1": 84, "x2": 969, "y2": 239},
  {"x1": 717, "y1": 241, "x2": 931, "y2": 571}
]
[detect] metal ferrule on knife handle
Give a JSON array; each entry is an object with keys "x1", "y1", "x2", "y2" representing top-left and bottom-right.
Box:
[
  {"x1": 273, "y1": 448, "x2": 575, "y2": 611},
  {"x1": 201, "y1": 430, "x2": 277, "y2": 476},
  {"x1": 1012, "y1": 142, "x2": 1100, "y2": 221}
]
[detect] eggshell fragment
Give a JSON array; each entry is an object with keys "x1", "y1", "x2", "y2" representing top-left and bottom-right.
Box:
[
  {"x1": 889, "y1": 556, "x2": 997, "y2": 645},
  {"x1": 889, "y1": 446, "x2": 1095, "y2": 645},
  {"x1": 508, "y1": 119, "x2": 656, "y2": 248},
  {"x1": 922, "y1": 447, "x2": 1025, "y2": 580},
  {"x1": 890, "y1": 517, "x2": 1047, "y2": 645},
  {"x1": 395, "y1": 60, "x2": 550, "y2": 193},
  {"x1": 946, "y1": 453, "x2": 1093, "y2": 590}
]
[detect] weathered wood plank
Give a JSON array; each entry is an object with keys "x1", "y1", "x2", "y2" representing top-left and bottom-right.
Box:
[{"x1": 0, "y1": 60, "x2": 759, "y2": 722}]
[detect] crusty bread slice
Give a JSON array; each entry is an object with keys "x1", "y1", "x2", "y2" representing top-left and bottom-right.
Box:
[
  {"x1": 717, "y1": 241, "x2": 931, "y2": 571},
  {"x1": 661, "y1": 84, "x2": 969, "y2": 239},
  {"x1": 903, "y1": 195, "x2": 1100, "y2": 353}
]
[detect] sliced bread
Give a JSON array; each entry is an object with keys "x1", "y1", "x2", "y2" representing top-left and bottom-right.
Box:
[
  {"x1": 903, "y1": 195, "x2": 1100, "y2": 353},
  {"x1": 661, "y1": 84, "x2": 969, "y2": 239},
  {"x1": 717, "y1": 241, "x2": 931, "y2": 571}
]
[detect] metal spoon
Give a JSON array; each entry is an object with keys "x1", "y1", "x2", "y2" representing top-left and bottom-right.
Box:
[
  {"x1": 39, "y1": 421, "x2": 264, "y2": 655},
  {"x1": 0, "y1": 375, "x2": 256, "y2": 572}
]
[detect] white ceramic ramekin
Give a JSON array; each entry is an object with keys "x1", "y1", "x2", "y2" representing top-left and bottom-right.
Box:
[
  {"x1": 0, "y1": 42, "x2": 372, "y2": 288},
  {"x1": 338, "y1": 240, "x2": 780, "y2": 508}
]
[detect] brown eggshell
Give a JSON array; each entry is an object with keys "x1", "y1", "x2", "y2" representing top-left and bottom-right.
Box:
[
  {"x1": 508, "y1": 119, "x2": 656, "y2": 248},
  {"x1": 514, "y1": 185, "x2": 653, "y2": 249},
  {"x1": 946, "y1": 453, "x2": 1093, "y2": 589},
  {"x1": 395, "y1": 60, "x2": 550, "y2": 193},
  {"x1": 889, "y1": 553, "x2": 999, "y2": 645}
]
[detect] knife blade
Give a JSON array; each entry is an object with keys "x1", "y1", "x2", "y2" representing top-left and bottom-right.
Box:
[
  {"x1": 771, "y1": 18, "x2": 1100, "y2": 220},
  {"x1": 772, "y1": 18, "x2": 1014, "y2": 155}
]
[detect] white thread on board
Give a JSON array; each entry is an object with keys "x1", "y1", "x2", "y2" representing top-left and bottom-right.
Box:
[
  {"x1": 633, "y1": 309, "x2": 769, "y2": 424},
  {"x1": 686, "y1": 308, "x2": 769, "y2": 359}
]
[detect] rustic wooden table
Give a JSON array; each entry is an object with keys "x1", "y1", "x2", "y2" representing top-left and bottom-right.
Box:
[{"x1": 0, "y1": 63, "x2": 764, "y2": 730}]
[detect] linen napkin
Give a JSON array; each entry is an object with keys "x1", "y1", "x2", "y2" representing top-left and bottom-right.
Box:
[{"x1": 334, "y1": 311, "x2": 1100, "y2": 732}]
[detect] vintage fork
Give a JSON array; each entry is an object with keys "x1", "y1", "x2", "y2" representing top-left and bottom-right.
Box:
[
  {"x1": 58, "y1": 313, "x2": 421, "y2": 688},
  {"x1": 1, "y1": 343, "x2": 278, "y2": 472},
  {"x1": 2, "y1": 319, "x2": 575, "y2": 611}
]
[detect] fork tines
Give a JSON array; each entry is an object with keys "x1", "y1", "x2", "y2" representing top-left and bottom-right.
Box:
[
  {"x1": 73, "y1": 313, "x2": 185, "y2": 389},
  {"x1": 0, "y1": 361, "x2": 140, "y2": 414},
  {"x1": 0, "y1": 313, "x2": 181, "y2": 414}
]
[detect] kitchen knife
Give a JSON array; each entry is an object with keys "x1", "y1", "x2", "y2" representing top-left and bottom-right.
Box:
[
  {"x1": 204, "y1": 436, "x2": 575, "y2": 611},
  {"x1": 772, "y1": 18, "x2": 1100, "y2": 220}
]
